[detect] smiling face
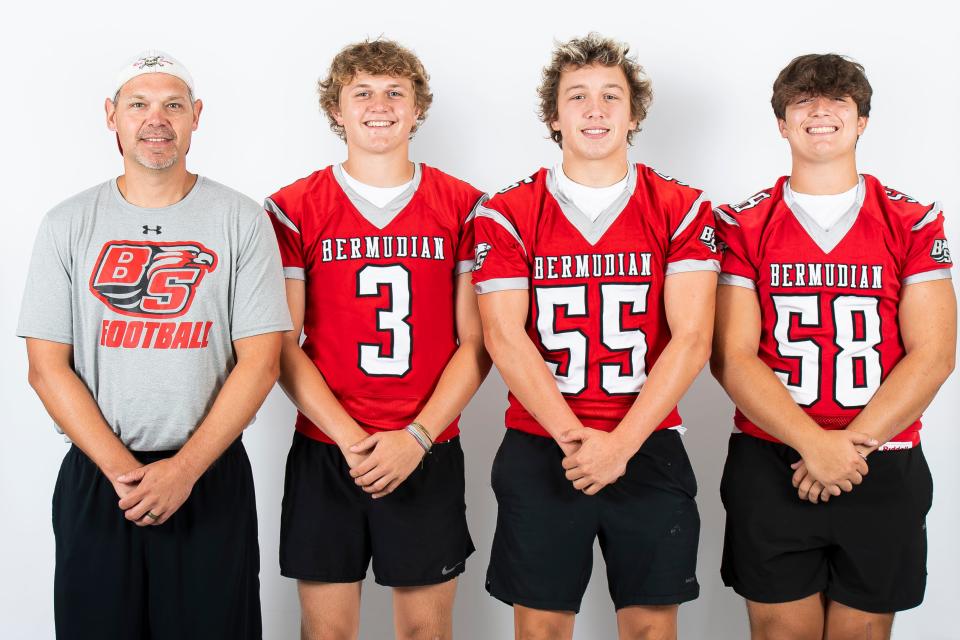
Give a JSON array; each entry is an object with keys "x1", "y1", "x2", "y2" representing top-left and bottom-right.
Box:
[
  {"x1": 778, "y1": 94, "x2": 867, "y2": 165},
  {"x1": 551, "y1": 64, "x2": 637, "y2": 164},
  {"x1": 106, "y1": 73, "x2": 201, "y2": 171},
  {"x1": 333, "y1": 73, "x2": 420, "y2": 156}
]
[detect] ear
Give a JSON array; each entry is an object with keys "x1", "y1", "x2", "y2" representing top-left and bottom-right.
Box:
[
  {"x1": 550, "y1": 118, "x2": 561, "y2": 133},
  {"x1": 777, "y1": 117, "x2": 788, "y2": 139},
  {"x1": 856, "y1": 115, "x2": 868, "y2": 136},
  {"x1": 192, "y1": 99, "x2": 203, "y2": 131},
  {"x1": 105, "y1": 98, "x2": 117, "y2": 131}
]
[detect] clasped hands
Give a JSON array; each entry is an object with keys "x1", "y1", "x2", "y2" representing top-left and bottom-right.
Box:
[
  {"x1": 558, "y1": 427, "x2": 633, "y2": 496},
  {"x1": 346, "y1": 430, "x2": 427, "y2": 499},
  {"x1": 791, "y1": 430, "x2": 879, "y2": 504},
  {"x1": 112, "y1": 456, "x2": 200, "y2": 527}
]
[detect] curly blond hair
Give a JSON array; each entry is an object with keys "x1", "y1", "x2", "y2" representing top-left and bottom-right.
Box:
[
  {"x1": 318, "y1": 38, "x2": 433, "y2": 140},
  {"x1": 538, "y1": 33, "x2": 653, "y2": 147}
]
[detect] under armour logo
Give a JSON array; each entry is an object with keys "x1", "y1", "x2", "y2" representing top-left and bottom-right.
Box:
[
  {"x1": 142, "y1": 225, "x2": 162, "y2": 235},
  {"x1": 931, "y1": 238, "x2": 951, "y2": 264}
]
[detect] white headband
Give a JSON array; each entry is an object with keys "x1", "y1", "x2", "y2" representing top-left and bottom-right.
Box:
[{"x1": 113, "y1": 50, "x2": 195, "y2": 98}]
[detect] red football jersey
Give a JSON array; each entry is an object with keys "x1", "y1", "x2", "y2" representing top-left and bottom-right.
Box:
[
  {"x1": 472, "y1": 164, "x2": 720, "y2": 438},
  {"x1": 715, "y1": 175, "x2": 952, "y2": 448},
  {"x1": 266, "y1": 164, "x2": 484, "y2": 444}
]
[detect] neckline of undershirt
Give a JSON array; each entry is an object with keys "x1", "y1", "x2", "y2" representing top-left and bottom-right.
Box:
[
  {"x1": 787, "y1": 181, "x2": 859, "y2": 230},
  {"x1": 339, "y1": 164, "x2": 415, "y2": 209},
  {"x1": 552, "y1": 163, "x2": 628, "y2": 222}
]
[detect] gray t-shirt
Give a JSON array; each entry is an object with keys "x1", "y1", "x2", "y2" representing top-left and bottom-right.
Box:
[{"x1": 17, "y1": 177, "x2": 292, "y2": 450}]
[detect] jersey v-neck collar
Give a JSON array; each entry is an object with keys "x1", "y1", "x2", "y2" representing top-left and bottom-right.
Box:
[
  {"x1": 545, "y1": 163, "x2": 637, "y2": 246},
  {"x1": 783, "y1": 175, "x2": 865, "y2": 255},
  {"x1": 332, "y1": 162, "x2": 423, "y2": 230}
]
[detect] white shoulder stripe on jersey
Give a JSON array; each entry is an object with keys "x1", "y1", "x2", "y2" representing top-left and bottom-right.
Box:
[
  {"x1": 264, "y1": 198, "x2": 300, "y2": 235},
  {"x1": 456, "y1": 260, "x2": 475, "y2": 275},
  {"x1": 665, "y1": 258, "x2": 721, "y2": 275},
  {"x1": 911, "y1": 202, "x2": 942, "y2": 231},
  {"x1": 283, "y1": 266, "x2": 306, "y2": 280},
  {"x1": 672, "y1": 193, "x2": 709, "y2": 241},
  {"x1": 474, "y1": 277, "x2": 530, "y2": 294},
  {"x1": 902, "y1": 268, "x2": 952, "y2": 286},
  {"x1": 465, "y1": 194, "x2": 490, "y2": 224},
  {"x1": 476, "y1": 205, "x2": 526, "y2": 255},
  {"x1": 718, "y1": 273, "x2": 757, "y2": 290},
  {"x1": 713, "y1": 207, "x2": 739, "y2": 227}
]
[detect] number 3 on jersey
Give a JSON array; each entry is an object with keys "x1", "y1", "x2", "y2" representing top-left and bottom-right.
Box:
[
  {"x1": 772, "y1": 294, "x2": 882, "y2": 408},
  {"x1": 357, "y1": 264, "x2": 412, "y2": 377},
  {"x1": 535, "y1": 283, "x2": 650, "y2": 395}
]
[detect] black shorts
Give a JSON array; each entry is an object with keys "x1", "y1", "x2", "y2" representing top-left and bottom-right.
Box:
[
  {"x1": 53, "y1": 440, "x2": 260, "y2": 640},
  {"x1": 486, "y1": 429, "x2": 700, "y2": 612},
  {"x1": 720, "y1": 434, "x2": 933, "y2": 613},
  {"x1": 280, "y1": 431, "x2": 474, "y2": 586}
]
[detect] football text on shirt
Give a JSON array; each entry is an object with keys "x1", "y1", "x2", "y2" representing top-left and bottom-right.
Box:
[
  {"x1": 99, "y1": 319, "x2": 213, "y2": 349},
  {"x1": 320, "y1": 235, "x2": 446, "y2": 263}
]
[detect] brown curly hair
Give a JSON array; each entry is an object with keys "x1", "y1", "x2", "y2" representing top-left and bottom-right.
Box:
[
  {"x1": 771, "y1": 54, "x2": 872, "y2": 120},
  {"x1": 538, "y1": 33, "x2": 653, "y2": 147},
  {"x1": 318, "y1": 38, "x2": 433, "y2": 140}
]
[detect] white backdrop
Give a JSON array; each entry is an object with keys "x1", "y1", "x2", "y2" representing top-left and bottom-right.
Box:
[{"x1": 2, "y1": 1, "x2": 957, "y2": 638}]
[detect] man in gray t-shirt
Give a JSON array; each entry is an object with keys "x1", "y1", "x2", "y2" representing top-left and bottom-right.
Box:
[{"x1": 17, "y1": 51, "x2": 290, "y2": 640}]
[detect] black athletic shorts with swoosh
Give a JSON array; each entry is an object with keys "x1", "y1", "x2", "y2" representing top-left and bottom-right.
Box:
[{"x1": 280, "y1": 431, "x2": 474, "y2": 586}]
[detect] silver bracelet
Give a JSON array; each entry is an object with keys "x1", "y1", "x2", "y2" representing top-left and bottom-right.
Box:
[{"x1": 405, "y1": 423, "x2": 432, "y2": 453}]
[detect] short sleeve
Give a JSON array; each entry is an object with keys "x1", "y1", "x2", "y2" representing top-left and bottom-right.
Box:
[
  {"x1": 455, "y1": 193, "x2": 487, "y2": 275},
  {"x1": 230, "y1": 212, "x2": 293, "y2": 340},
  {"x1": 666, "y1": 193, "x2": 721, "y2": 275},
  {"x1": 471, "y1": 200, "x2": 530, "y2": 294},
  {"x1": 17, "y1": 214, "x2": 74, "y2": 344},
  {"x1": 902, "y1": 203, "x2": 953, "y2": 285},
  {"x1": 264, "y1": 196, "x2": 305, "y2": 281},
  {"x1": 714, "y1": 206, "x2": 758, "y2": 290}
]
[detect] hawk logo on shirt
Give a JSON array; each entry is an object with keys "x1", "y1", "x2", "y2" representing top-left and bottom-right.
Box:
[
  {"x1": 89, "y1": 241, "x2": 218, "y2": 318},
  {"x1": 931, "y1": 238, "x2": 951, "y2": 264},
  {"x1": 473, "y1": 242, "x2": 492, "y2": 271}
]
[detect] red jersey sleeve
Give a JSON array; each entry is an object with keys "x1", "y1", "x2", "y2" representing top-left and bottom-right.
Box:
[
  {"x1": 264, "y1": 189, "x2": 305, "y2": 280},
  {"x1": 715, "y1": 201, "x2": 761, "y2": 289},
  {"x1": 455, "y1": 192, "x2": 487, "y2": 275},
  {"x1": 665, "y1": 191, "x2": 720, "y2": 274},
  {"x1": 902, "y1": 202, "x2": 953, "y2": 284},
  {"x1": 471, "y1": 194, "x2": 531, "y2": 293}
]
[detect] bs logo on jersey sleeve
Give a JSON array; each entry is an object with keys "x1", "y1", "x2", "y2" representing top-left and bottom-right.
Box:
[{"x1": 89, "y1": 240, "x2": 218, "y2": 318}]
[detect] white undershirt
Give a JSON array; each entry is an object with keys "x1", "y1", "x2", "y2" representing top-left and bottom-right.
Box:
[
  {"x1": 340, "y1": 164, "x2": 413, "y2": 208},
  {"x1": 553, "y1": 163, "x2": 628, "y2": 222},
  {"x1": 788, "y1": 182, "x2": 858, "y2": 230}
]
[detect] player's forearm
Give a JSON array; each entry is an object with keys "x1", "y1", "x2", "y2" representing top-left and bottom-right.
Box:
[
  {"x1": 173, "y1": 344, "x2": 281, "y2": 480},
  {"x1": 27, "y1": 360, "x2": 139, "y2": 478},
  {"x1": 413, "y1": 336, "x2": 492, "y2": 441},
  {"x1": 278, "y1": 338, "x2": 368, "y2": 450},
  {"x1": 614, "y1": 330, "x2": 711, "y2": 453},
  {"x1": 710, "y1": 350, "x2": 825, "y2": 452},
  {"x1": 846, "y1": 346, "x2": 955, "y2": 450},
  {"x1": 484, "y1": 323, "x2": 582, "y2": 441}
]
